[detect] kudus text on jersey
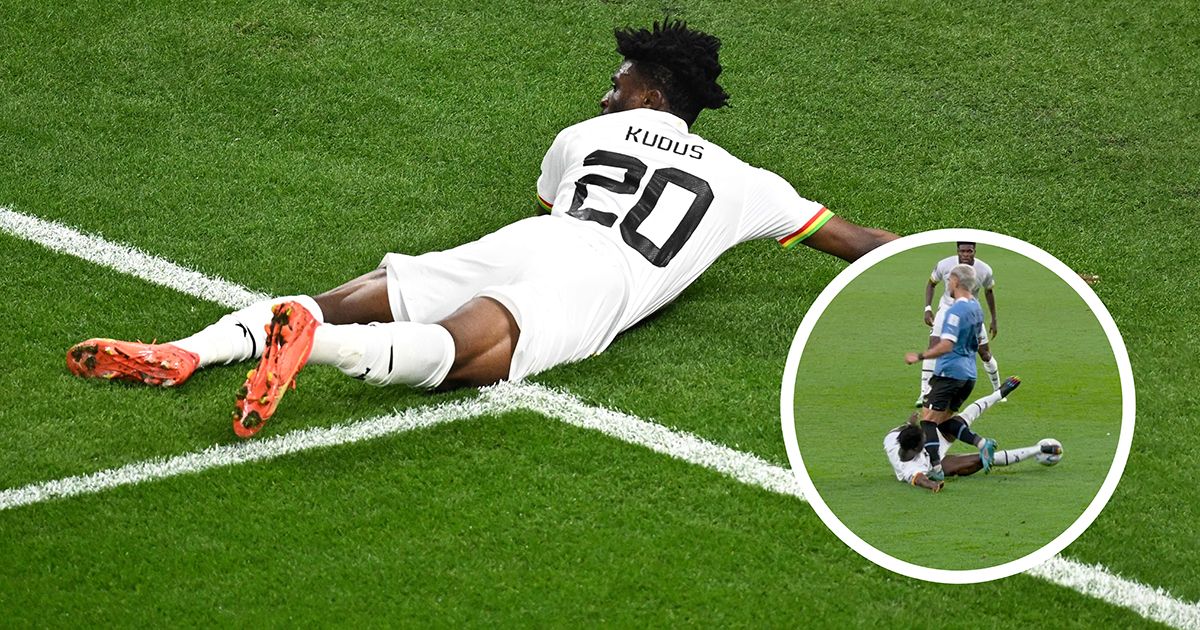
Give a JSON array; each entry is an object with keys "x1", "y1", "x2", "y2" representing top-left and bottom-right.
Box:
[{"x1": 625, "y1": 127, "x2": 704, "y2": 159}]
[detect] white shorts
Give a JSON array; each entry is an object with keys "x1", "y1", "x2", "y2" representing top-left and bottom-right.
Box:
[
  {"x1": 930, "y1": 306, "x2": 990, "y2": 346},
  {"x1": 380, "y1": 216, "x2": 629, "y2": 381},
  {"x1": 883, "y1": 429, "x2": 949, "y2": 483}
]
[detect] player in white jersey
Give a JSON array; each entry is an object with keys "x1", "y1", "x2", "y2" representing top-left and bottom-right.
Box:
[
  {"x1": 915, "y1": 242, "x2": 1001, "y2": 406},
  {"x1": 66, "y1": 20, "x2": 896, "y2": 437},
  {"x1": 885, "y1": 376, "x2": 1062, "y2": 493},
  {"x1": 535, "y1": 107, "x2": 836, "y2": 340}
]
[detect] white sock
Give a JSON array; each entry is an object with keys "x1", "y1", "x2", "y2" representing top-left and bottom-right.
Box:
[
  {"x1": 917, "y1": 359, "x2": 935, "y2": 404},
  {"x1": 172, "y1": 295, "x2": 324, "y2": 367},
  {"x1": 993, "y1": 444, "x2": 1039, "y2": 466},
  {"x1": 983, "y1": 356, "x2": 1001, "y2": 391},
  {"x1": 308, "y1": 321, "x2": 455, "y2": 389},
  {"x1": 958, "y1": 389, "x2": 1003, "y2": 425}
]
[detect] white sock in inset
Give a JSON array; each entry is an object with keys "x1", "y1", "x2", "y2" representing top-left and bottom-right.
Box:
[
  {"x1": 958, "y1": 389, "x2": 1004, "y2": 425},
  {"x1": 172, "y1": 295, "x2": 324, "y2": 367},
  {"x1": 308, "y1": 321, "x2": 455, "y2": 389},
  {"x1": 993, "y1": 444, "x2": 1039, "y2": 466},
  {"x1": 983, "y1": 356, "x2": 1001, "y2": 391},
  {"x1": 917, "y1": 358, "x2": 936, "y2": 404}
]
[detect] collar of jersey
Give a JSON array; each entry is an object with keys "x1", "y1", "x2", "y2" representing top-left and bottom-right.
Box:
[{"x1": 637, "y1": 108, "x2": 690, "y2": 132}]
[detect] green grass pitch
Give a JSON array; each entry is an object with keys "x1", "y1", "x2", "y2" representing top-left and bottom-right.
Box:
[
  {"x1": 793, "y1": 244, "x2": 1121, "y2": 571},
  {"x1": 1, "y1": 0, "x2": 1198, "y2": 625}
]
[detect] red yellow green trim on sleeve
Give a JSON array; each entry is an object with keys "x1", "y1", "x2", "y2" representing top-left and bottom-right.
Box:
[
  {"x1": 779, "y1": 207, "x2": 834, "y2": 248},
  {"x1": 537, "y1": 194, "x2": 554, "y2": 211}
]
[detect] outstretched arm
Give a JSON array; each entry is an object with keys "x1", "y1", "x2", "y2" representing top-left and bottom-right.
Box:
[
  {"x1": 801, "y1": 216, "x2": 897, "y2": 263},
  {"x1": 906, "y1": 338, "x2": 953, "y2": 364}
]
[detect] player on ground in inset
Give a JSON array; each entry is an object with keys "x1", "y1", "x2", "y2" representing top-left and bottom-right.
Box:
[
  {"x1": 884, "y1": 379, "x2": 1063, "y2": 493},
  {"x1": 916, "y1": 242, "x2": 1001, "y2": 407},
  {"x1": 66, "y1": 20, "x2": 898, "y2": 438},
  {"x1": 904, "y1": 264, "x2": 995, "y2": 481}
]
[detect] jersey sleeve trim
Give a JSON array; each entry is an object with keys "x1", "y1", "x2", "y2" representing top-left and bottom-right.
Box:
[
  {"x1": 778, "y1": 207, "x2": 834, "y2": 248},
  {"x1": 537, "y1": 194, "x2": 553, "y2": 211}
]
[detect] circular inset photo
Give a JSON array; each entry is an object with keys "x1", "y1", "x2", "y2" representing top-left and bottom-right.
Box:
[{"x1": 781, "y1": 230, "x2": 1134, "y2": 583}]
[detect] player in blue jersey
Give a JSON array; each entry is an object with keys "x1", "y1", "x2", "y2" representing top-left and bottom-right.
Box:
[{"x1": 904, "y1": 263, "x2": 997, "y2": 481}]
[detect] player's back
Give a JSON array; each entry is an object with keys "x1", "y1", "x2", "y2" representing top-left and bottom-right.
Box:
[
  {"x1": 536, "y1": 108, "x2": 828, "y2": 331},
  {"x1": 934, "y1": 298, "x2": 984, "y2": 380}
]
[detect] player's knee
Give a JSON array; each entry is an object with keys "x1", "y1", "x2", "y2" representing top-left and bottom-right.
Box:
[
  {"x1": 438, "y1": 297, "x2": 519, "y2": 388},
  {"x1": 938, "y1": 416, "x2": 976, "y2": 444},
  {"x1": 441, "y1": 341, "x2": 512, "y2": 388},
  {"x1": 314, "y1": 269, "x2": 390, "y2": 325},
  {"x1": 312, "y1": 291, "x2": 348, "y2": 324}
]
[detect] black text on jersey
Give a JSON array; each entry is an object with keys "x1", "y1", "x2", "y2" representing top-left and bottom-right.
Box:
[{"x1": 625, "y1": 127, "x2": 704, "y2": 160}]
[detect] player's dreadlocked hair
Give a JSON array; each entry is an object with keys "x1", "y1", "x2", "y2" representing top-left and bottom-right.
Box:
[
  {"x1": 615, "y1": 20, "x2": 730, "y2": 125},
  {"x1": 898, "y1": 424, "x2": 924, "y2": 452}
]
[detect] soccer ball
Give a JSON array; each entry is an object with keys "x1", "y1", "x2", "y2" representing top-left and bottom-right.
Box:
[{"x1": 1036, "y1": 438, "x2": 1063, "y2": 466}]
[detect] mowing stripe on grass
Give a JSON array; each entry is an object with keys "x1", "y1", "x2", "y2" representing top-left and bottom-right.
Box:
[
  {"x1": 0, "y1": 207, "x2": 267, "y2": 308},
  {"x1": 5, "y1": 206, "x2": 1198, "y2": 628}
]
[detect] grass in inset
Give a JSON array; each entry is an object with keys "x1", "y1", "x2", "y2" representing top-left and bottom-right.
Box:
[{"x1": 793, "y1": 244, "x2": 1121, "y2": 570}]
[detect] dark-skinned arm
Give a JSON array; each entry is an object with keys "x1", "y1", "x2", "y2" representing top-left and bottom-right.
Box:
[
  {"x1": 985, "y1": 287, "x2": 998, "y2": 339},
  {"x1": 910, "y1": 471, "x2": 944, "y2": 493},
  {"x1": 801, "y1": 216, "x2": 898, "y2": 263},
  {"x1": 924, "y1": 280, "x2": 937, "y2": 326}
]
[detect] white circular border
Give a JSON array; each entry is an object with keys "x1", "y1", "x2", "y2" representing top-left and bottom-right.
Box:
[{"x1": 779, "y1": 229, "x2": 1136, "y2": 584}]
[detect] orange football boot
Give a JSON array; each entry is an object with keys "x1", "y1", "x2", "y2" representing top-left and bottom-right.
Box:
[
  {"x1": 233, "y1": 301, "x2": 318, "y2": 438},
  {"x1": 67, "y1": 339, "x2": 200, "y2": 387}
]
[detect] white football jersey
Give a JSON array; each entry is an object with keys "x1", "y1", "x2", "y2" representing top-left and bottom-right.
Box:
[
  {"x1": 932, "y1": 255, "x2": 995, "y2": 310},
  {"x1": 537, "y1": 108, "x2": 832, "y2": 333}
]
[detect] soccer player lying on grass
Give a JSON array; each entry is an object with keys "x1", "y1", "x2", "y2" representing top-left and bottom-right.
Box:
[
  {"x1": 915, "y1": 242, "x2": 1002, "y2": 406},
  {"x1": 67, "y1": 20, "x2": 896, "y2": 438},
  {"x1": 904, "y1": 264, "x2": 995, "y2": 481},
  {"x1": 884, "y1": 380, "x2": 1062, "y2": 493}
]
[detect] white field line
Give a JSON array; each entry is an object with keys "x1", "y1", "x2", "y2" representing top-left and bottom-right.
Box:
[
  {"x1": 4, "y1": 206, "x2": 1198, "y2": 629},
  {"x1": 0, "y1": 207, "x2": 268, "y2": 309},
  {"x1": 1, "y1": 383, "x2": 1196, "y2": 629},
  {"x1": 0, "y1": 382, "x2": 793, "y2": 510},
  {"x1": 0, "y1": 395, "x2": 498, "y2": 511},
  {"x1": 501, "y1": 383, "x2": 804, "y2": 499},
  {"x1": 1028, "y1": 557, "x2": 1200, "y2": 629}
]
